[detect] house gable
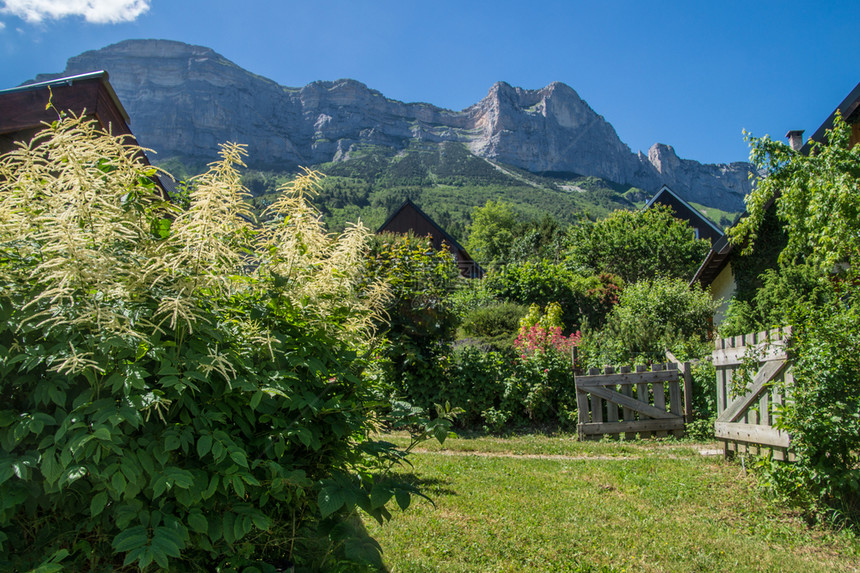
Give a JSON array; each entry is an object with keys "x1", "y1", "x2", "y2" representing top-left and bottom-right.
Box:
[
  {"x1": 644, "y1": 185, "x2": 724, "y2": 244},
  {"x1": 378, "y1": 199, "x2": 483, "y2": 278}
]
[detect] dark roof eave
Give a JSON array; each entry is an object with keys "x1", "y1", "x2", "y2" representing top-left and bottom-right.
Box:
[
  {"x1": 800, "y1": 79, "x2": 860, "y2": 154},
  {"x1": 690, "y1": 233, "x2": 734, "y2": 287}
]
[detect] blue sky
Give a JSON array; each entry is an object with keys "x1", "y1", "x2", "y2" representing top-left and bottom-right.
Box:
[{"x1": 2, "y1": 0, "x2": 859, "y2": 165}]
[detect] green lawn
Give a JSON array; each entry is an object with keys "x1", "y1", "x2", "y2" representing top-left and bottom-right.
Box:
[{"x1": 364, "y1": 433, "x2": 860, "y2": 572}]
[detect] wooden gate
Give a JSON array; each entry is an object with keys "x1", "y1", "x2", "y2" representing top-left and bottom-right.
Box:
[
  {"x1": 575, "y1": 363, "x2": 691, "y2": 440},
  {"x1": 713, "y1": 327, "x2": 793, "y2": 460}
]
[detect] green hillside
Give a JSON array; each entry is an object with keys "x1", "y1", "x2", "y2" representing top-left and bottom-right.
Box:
[
  {"x1": 158, "y1": 141, "x2": 735, "y2": 241},
  {"x1": 239, "y1": 142, "x2": 646, "y2": 241}
]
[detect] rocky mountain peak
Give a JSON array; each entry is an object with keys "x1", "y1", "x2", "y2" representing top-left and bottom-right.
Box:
[
  {"x1": 30, "y1": 39, "x2": 752, "y2": 211},
  {"x1": 648, "y1": 143, "x2": 682, "y2": 175}
]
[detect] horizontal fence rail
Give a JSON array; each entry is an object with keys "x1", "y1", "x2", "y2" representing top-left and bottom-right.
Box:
[{"x1": 575, "y1": 363, "x2": 691, "y2": 440}]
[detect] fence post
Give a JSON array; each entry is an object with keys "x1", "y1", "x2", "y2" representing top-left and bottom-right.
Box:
[{"x1": 683, "y1": 361, "x2": 693, "y2": 421}]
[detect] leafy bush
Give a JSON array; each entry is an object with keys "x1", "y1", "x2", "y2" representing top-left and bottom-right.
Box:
[
  {"x1": 502, "y1": 348, "x2": 578, "y2": 429},
  {"x1": 459, "y1": 302, "x2": 528, "y2": 351},
  {"x1": 441, "y1": 303, "x2": 581, "y2": 432},
  {"x1": 465, "y1": 200, "x2": 519, "y2": 267},
  {"x1": 0, "y1": 115, "x2": 432, "y2": 571},
  {"x1": 761, "y1": 294, "x2": 860, "y2": 520},
  {"x1": 448, "y1": 281, "x2": 500, "y2": 319},
  {"x1": 719, "y1": 263, "x2": 830, "y2": 338},
  {"x1": 735, "y1": 113, "x2": 860, "y2": 274},
  {"x1": 729, "y1": 116, "x2": 860, "y2": 522},
  {"x1": 564, "y1": 205, "x2": 710, "y2": 283},
  {"x1": 441, "y1": 346, "x2": 512, "y2": 428},
  {"x1": 484, "y1": 261, "x2": 622, "y2": 331},
  {"x1": 364, "y1": 233, "x2": 460, "y2": 410},
  {"x1": 578, "y1": 278, "x2": 715, "y2": 368}
]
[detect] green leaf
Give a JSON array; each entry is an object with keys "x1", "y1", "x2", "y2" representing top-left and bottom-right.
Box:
[
  {"x1": 93, "y1": 426, "x2": 111, "y2": 441},
  {"x1": 111, "y1": 470, "x2": 127, "y2": 495},
  {"x1": 232, "y1": 475, "x2": 246, "y2": 498},
  {"x1": 370, "y1": 484, "x2": 392, "y2": 509},
  {"x1": 250, "y1": 512, "x2": 270, "y2": 531},
  {"x1": 395, "y1": 488, "x2": 411, "y2": 511},
  {"x1": 203, "y1": 475, "x2": 219, "y2": 500},
  {"x1": 112, "y1": 525, "x2": 148, "y2": 552},
  {"x1": 229, "y1": 449, "x2": 248, "y2": 468},
  {"x1": 164, "y1": 432, "x2": 181, "y2": 451},
  {"x1": 318, "y1": 486, "x2": 345, "y2": 518},
  {"x1": 249, "y1": 390, "x2": 263, "y2": 411},
  {"x1": 40, "y1": 449, "x2": 62, "y2": 485},
  {"x1": 197, "y1": 435, "x2": 212, "y2": 458},
  {"x1": 188, "y1": 511, "x2": 208, "y2": 534},
  {"x1": 222, "y1": 512, "x2": 236, "y2": 544},
  {"x1": 90, "y1": 490, "x2": 108, "y2": 517},
  {"x1": 152, "y1": 526, "x2": 182, "y2": 557}
]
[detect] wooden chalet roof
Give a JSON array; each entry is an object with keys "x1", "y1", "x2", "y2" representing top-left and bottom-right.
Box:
[
  {"x1": 644, "y1": 185, "x2": 724, "y2": 244},
  {"x1": 378, "y1": 199, "x2": 483, "y2": 278}
]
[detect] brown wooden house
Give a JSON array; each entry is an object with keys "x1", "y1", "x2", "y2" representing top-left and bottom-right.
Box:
[
  {"x1": 0, "y1": 70, "x2": 174, "y2": 195},
  {"x1": 378, "y1": 199, "x2": 483, "y2": 278},
  {"x1": 1, "y1": 71, "x2": 135, "y2": 153},
  {"x1": 644, "y1": 185, "x2": 724, "y2": 244}
]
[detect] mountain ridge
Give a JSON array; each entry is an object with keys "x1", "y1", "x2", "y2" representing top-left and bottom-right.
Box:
[{"x1": 32, "y1": 39, "x2": 752, "y2": 212}]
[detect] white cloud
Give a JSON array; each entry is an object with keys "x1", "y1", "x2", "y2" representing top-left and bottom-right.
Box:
[
  {"x1": 0, "y1": 20, "x2": 5, "y2": 29},
  {"x1": 1, "y1": 0, "x2": 150, "y2": 24}
]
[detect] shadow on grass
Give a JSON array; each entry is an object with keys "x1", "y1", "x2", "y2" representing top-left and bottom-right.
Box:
[{"x1": 394, "y1": 472, "x2": 458, "y2": 497}]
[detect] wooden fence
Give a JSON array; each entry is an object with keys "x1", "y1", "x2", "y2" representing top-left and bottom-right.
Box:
[
  {"x1": 713, "y1": 327, "x2": 793, "y2": 461},
  {"x1": 575, "y1": 363, "x2": 692, "y2": 440}
]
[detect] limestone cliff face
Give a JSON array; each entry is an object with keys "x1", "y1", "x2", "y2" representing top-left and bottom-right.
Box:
[
  {"x1": 466, "y1": 81, "x2": 641, "y2": 184},
  {"x1": 35, "y1": 39, "x2": 751, "y2": 211}
]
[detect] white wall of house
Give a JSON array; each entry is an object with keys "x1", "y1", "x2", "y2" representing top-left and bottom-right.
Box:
[{"x1": 710, "y1": 262, "x2": 737, "y2": 326}]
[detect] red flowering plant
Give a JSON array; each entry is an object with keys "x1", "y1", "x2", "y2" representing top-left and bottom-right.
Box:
[
  {"x1": 506, "y1": 303, "x2": 581, "y2": 426},
  {"x1": 514, "y1": 303, "x2": 581, "y2": 360}
]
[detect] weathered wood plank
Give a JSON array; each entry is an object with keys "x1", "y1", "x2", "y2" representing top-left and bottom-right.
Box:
[
  {"x1": 576, "y1": 388, "x2": 590, "y2": 427},
  {"x1": 616, "y1": 366, "x2": 635, "y2": 439},
  {"x1": 592, "y1": 394, "x2": 604, "y2": 424},
  {"x1": 715, "y1": 422, "x2": 791, "y2": 448},
  {"x1": 583, "y1": 385, "x2": 676, "y2": 420},
  {"x1": 604, "y1": 367, "x2": 619, "y2": 426},
  {"x1": 575, "y1": 369, "x2": 679, "y2": 387},
  {"x1": 712, "y1": 343, "x2": 788, "y2": 366},
  {"x1": 683, "y1": 362, "x2": 693, "y2": 420},
  {"x1": 606, "y1": 390, "x2": 619, "y2": 423},
  {"x1": 652, "y1": 364, "x2": 668, "y2": 437},
  {"x1": 715, "y1": 359, "x2": 788, "y2": 423},
  {"x1": 669, "y1": 380, "x2": 683, "y2": 417},
  {"x1": 635, "y1": 365, "x2": 649, "y2": 411},
  {"x1": 580, "y1": 418, "x2": 685, "y2": 435}
]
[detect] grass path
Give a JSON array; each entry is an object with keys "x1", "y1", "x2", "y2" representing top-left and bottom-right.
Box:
[{"x1": 364, "y1": 433, "x2": 860, "y2": 572}]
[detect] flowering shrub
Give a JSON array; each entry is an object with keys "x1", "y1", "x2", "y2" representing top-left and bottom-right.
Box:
[
  {"x1": 514, "y1": 303, "x2": 581, "y2": 359},
  {"x1": 503, "y1": 303, "x2": 581, "y2": 426},
  {"x1": 0, "y1": 114, "x2": 447, "y2": 572},
  {"x1": 514, "y1": 324, "x2": 581, "y2": 359}
]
